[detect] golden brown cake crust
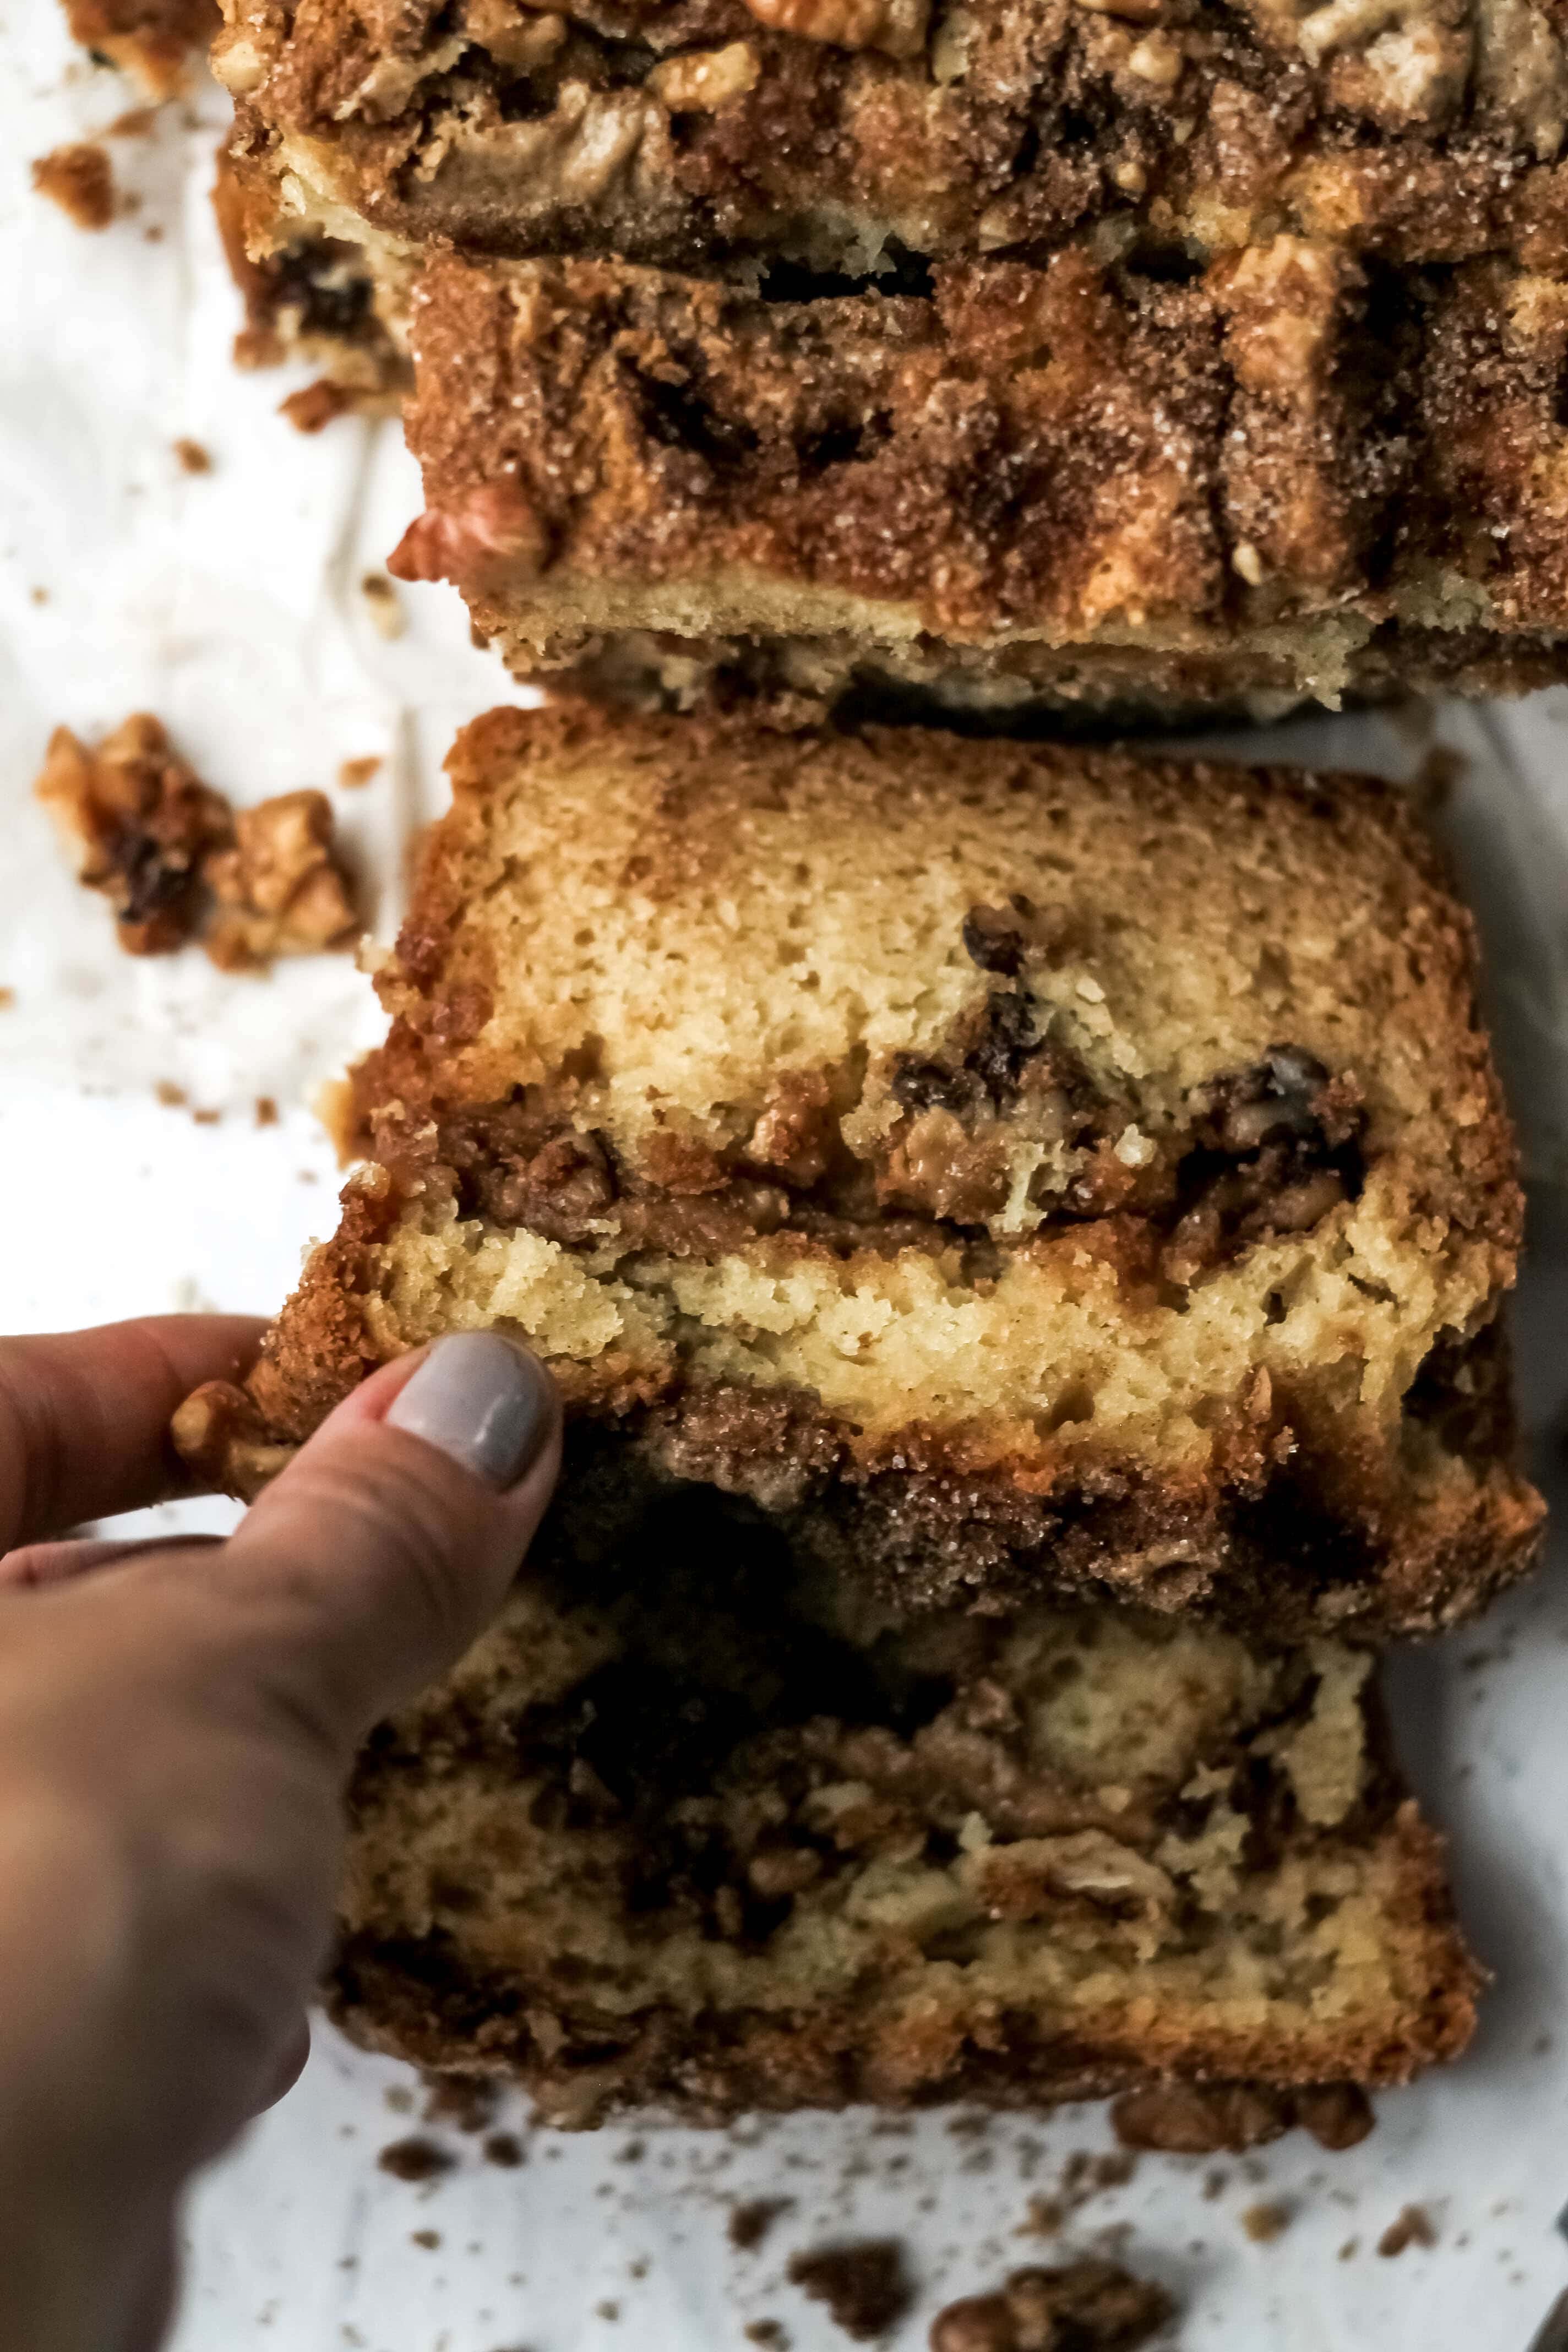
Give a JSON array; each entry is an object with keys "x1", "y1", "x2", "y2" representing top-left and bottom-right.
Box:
[
  {"x1": 221, "y1": 0, "x2": 1568, "y2": 276},
  {"x1": 176, "y1": 706, "x2": 1541, "y2": 1636},
  {"x1": 391, "y1": 249, "x2": 1568, "y2": 717}
]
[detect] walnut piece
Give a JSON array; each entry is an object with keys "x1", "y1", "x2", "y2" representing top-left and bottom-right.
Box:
[
  {"x1": 461, "y1": 0, "x2": 568, "y2": 70},
  {"x1": 742, "y1": 0, "x2": 929, "y2": 61},
  {"x1": 204, "y1": 792, "x2": 360, "y2": 972},
  {"x1": 389, "y1": 480, "x2": 549, "y2": 587},
  {"x1": 36, "y1": 715, "x2": 231, "y2": 952},
  {"x1": 36, "y1": 716, "x2": 359, "y2": 971},
  {"x1": 171, "y1": 1381, "x2": 297, "y2": 1501},
  {"x1": 648, "y1": 41, "x2": 761, "y2": 110},
  {"x1": 929, "y1": 2260, "x2": 1175, "y2": 2352}
]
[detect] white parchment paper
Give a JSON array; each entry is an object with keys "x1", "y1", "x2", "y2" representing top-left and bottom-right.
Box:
[{"x1": 7, "y1": 13, "x2": 1568, "y2": 2346}]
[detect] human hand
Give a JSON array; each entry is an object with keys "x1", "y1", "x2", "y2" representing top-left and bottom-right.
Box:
[{"x1": 0, "y1": 1315, "x2": 559, "y2": 2352}]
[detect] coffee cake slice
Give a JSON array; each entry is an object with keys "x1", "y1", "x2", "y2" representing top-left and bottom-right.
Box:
[
  {"x1": 175, "y1": 705, "x2": 1542, "y2": 1636},
  {"x1": 216, "y1": 0, "x2": 1568, "y2": 288},
  {"x1": 328, "y1": 1480, "x2": 1480, "y2": 2125},
  {"x1": 389, "y1": 247, "x2": 1568, "y2": 725}
]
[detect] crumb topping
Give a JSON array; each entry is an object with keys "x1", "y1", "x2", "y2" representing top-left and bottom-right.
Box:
[
  {"x1": 222, "y1": 0, "x2": 1568, "y2": 274},
  {"x1": 397, "y1": 245, "x2": 1568, "y2": 678}
]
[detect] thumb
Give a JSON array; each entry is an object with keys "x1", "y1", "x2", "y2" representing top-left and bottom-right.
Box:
[{"x1": 219, "y1": 1333, "x2": 560, "y2": 1757}]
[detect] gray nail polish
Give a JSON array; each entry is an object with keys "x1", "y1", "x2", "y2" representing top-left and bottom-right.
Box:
[{"x1": 385, "y1": 1332, "x2": 554, "y2": 1489}]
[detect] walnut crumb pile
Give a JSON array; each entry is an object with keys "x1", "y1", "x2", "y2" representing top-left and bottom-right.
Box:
[
  {"x1": 32, "y1": 143, "x2": 115, "y2": 230},
  {"x1": 36, "y1": 714, "x2": 358, "y2": 970}
]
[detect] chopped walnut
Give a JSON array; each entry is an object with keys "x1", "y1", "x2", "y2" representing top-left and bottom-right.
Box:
[
  {"x1": 648, "y1": 41, "x2": 761, "y2": 111},
  {"x1": 36, "y1": 716, "x2": 359, "y2": 971},
  {"x1": 461, "y1": 0, "x2": 567, "y2": 70},
  {"x1": 929, "y1": 2260, "x2": 1175, "y2": 2352},
  {"x1": 445, "y1": 79, "x2": 648, "y2": 204},
  {"x1": 204, "y1": 792, "x2": 360, "y2": 972},
  {"x1": 1126, "y1": 28, "x2": 1185, "y2": 81},
  {"x1": 1276, "y1": 0, "x2": 1568, "y2": 146},
  {"x1": 32, "y1": 143, "x2": 116, "y2": 231},
  {"x1": 36, "y1": 715, "x2": 231, "y2": 953},
  {"x1": 389, "y1": 481, "x2": 549, "y2": 589},
  {"x1": 742, "y1": 0, "x2": 929, "y2": 61},
  {"x1": 210, "y1": 23, "x2": 276, "y2": 95},
  {"x1": 337, "y1": 34, "x2": 469, "y2": 119},
  {"x1": 171, "y1": 1380, "x2": 297, "y2": 1501},
  {"x1": 1475, "y1": 0, "x2": 1568, "y2": 157}
]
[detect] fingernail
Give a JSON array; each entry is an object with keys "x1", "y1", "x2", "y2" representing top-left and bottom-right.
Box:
[{"x1": 385, "y1": 1332, "x2": 555, "y2": 1489}]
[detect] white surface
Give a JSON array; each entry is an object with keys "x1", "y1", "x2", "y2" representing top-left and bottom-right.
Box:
[{"x1": 7, "y1": 14, "x2": 1568, "y2": 2348}]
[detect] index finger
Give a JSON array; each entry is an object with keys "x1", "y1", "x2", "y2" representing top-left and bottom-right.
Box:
[{"x1": 0, "y1": 1316, "x2": 266, "y2": 1553}]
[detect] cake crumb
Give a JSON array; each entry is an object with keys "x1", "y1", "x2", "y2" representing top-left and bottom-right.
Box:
[
  {"x1": 929, "y1": 2258, "x2": 1174, "y2": 2352},
  {"x1": 172, "y1": 438, "x2": 211, "y2": 474},
  {"x1": 595, "y1": 2301, "x2": 620, "y2": 2322},
  {"x1": 787, "y1": 2242, "x2": 913, "y2": 2341},
  {"x1": 0, "y1": 988, "x2": 13, "y2": 1010},
  {"x1": 484, "y1": 2132, "x2": 524, "y2": 2168},
  {"x1": 280, "y1": 379, "x2": 351, "y2": 435},
  {"x1": 411, "y1": 2229, "x2": 441, "y2": 2249},
  {"x1": 1339, "y1": 2238, "x2": 1359, "y2": 2260},
  {"x1": 360, "y1": 573, "x2": 406, "y2": 639},
  {"x1": 339, "y1": 755, "x2": 382, "y2": 790},
  {"x1": 1378, "y1": 2206, "x2": 1436, "y2": 2257},
  {"x1": 32, "y1": 143, "x2": 115, "y2": 230},
  {"x1": 744, "y1": 2326, "x2": 788, "y2": 2348},
  {"x1": 192, "y1": 1107, "x2": 221, "y2": 1126},
  {"x1": 376, "y1": 2137, "x2": 455, "y2": 2183},
  {"x1": 30, "y1": 587, "x2": 48, "y2": 605},
  {"x1": 729, "y1": 2198, "x2": 793, "y2": 2252},
  {"x1": 108, "y1": 105, "x2": 160, "y2": 136},
  {"x1": 254, "y1": 1096, "x2": 278, "y2": 1128},
  {"x1": 1240, "y1": 2202, "x2": 1289, "y2": 2243},
  {"x1": 155, "y1": 1080, "x2": 187, "y2": 1107},
  {"x1": 421, "y1": 2074, "x2": 500, "y2": 2134}
]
